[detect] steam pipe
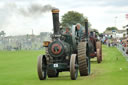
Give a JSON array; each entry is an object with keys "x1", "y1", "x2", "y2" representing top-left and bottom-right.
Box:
[{"x1": 85, "y1": 19, "x2": 88, "y2": 39}]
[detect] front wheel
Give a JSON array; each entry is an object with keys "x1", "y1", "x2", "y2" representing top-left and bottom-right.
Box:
[
  {"x1": 37, "y1": 55, "x2": 47, "y2": 80},
  {"x1": 70, "y1": 54, "x2": 78, "y2": 80}
]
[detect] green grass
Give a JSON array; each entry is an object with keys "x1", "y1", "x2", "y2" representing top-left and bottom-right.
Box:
[{"x1": 0, "y1": 45, "x2": 128, "y2": 85}]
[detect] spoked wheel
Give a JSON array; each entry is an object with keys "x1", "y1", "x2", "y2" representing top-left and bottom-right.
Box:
[
  {"x1": 37, "y1": 55, "x2": 47, "y2": 80},
  {"x1": 97, "y1": 48, "x2": 101, "y2": 63},
  {"x1": 96, "y1": 41, "x2": 102, "y2": 63},
  {"x1": 48, "y1": 69, "x2": 59, "y2": 78},
  {"x1": 101, "y1": 43, "x2": 102, "y2": 61},
  {"x1": 70, "y1": 54, "x2": 78, "y2": 80}
]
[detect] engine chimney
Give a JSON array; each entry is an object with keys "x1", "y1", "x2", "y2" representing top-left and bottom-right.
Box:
[
  {"x1": 51, "y1": 8, "x2": 60, "y2": 35},
  {"x1": 85, "y1": 19, "x2": 88, "y2": 39}
]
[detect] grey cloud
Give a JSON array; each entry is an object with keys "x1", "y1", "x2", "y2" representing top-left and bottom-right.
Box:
[
  {"x1": 1, "y1": 0, "x2": 128, "y2": 8},
  {"x1": 1, "y1": 0, "x2": 128, "y2": 7},
  {"x1": 0, "y1": 3, "x2": 18, "y2": 29},
  {"x1": 105, "y1": 8, "x2": 127, "y2": 14},
  {"x1": 99, "y1": 0, "x2": 128, "y2": 7},
  {"x1": 54, "y1": 0, "x2": 128, "y2": 8},
  {"x1": 0, "y1": 2, "x2": 55, "y2": 30},
  {"x1": 19, "y1": 4, "x2": 55, "y2": 17},
  {"x1": 0, "y1": 0, "x2": 34, "y2": 2}
]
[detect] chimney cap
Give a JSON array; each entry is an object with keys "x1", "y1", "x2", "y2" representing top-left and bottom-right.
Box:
[{"x1": 52, "y1": 8, "x2": 59, "y2": 13}]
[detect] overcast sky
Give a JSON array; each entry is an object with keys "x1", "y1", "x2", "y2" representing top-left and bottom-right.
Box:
[{"x1": 0, "y1": 0, "x2": 128, "y2": 36}]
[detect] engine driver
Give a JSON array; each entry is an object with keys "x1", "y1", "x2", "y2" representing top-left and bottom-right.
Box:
[
  {"x1": 64, "y1": 27, "x2": 71, "y2": 35},
  {"x1": 76, "y1": 23, "x2": 84, "y2": 41}
]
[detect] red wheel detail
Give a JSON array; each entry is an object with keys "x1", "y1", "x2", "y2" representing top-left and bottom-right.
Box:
[{"x1": 51, "y1": 44, "x2": 62, "y2": 54}]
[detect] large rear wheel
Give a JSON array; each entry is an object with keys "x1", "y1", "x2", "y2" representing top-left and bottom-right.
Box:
[
  {"x1": 37, "y1": 55, "x2": 47, "y2": 80},
  {"x1": 70, "y1": 54, "x2": 78, "y2": 80},
  {"x1": 101, "y1": 43, "x2": 102, "y2": 61},
  {"x1": 96, "y1": 41, "x2": 102, "y2": 63},
  {"x1": 97, "y1": 49, "x2": 101, "y2": 63},
  {"x1": 78, "y1": 42, "x2": 90, "y2": 76}
]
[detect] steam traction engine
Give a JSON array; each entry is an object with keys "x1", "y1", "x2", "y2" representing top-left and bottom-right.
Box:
[{"x1": 37, "y1": 9, "x2": 102, "y2": 80}]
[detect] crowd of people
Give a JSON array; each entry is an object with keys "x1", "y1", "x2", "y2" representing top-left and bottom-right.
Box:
[{"x1": 101, "y1": 34, "x2": 128, "y2": 55}]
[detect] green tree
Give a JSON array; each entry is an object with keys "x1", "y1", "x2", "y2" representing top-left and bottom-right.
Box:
[
  {"x1": 106, "y1": 27, "x2": 118, "y2": 31},
  {"x1": 0, "y1": 31, "x2": 6, "y2": 37},
  {"x1": 61, "y1": 11, "x2": 90, "y2": 27}
]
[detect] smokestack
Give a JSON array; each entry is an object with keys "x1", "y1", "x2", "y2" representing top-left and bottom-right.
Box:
[
  {"x1": 51, "y1": 8, "x2": 60, "y2": 35},
  {"x1": 85, "y1": 19, "x2": 88, "y2": 39}
]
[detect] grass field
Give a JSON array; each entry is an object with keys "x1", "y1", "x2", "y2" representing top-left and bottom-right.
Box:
[{"x1": 0, "y1": 45, "x2": 128, "y2": 85}]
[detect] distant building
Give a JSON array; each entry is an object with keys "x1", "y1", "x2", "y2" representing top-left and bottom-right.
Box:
[
  {"x1": 0, "y1": 32, "x2": 52, "y2": 50},
  {"x1": 104, "y1": 30, "x2": 126, "y2": 35},
  {"x1": 104, "y1": 30, "x2": 126, "y2": 38}
]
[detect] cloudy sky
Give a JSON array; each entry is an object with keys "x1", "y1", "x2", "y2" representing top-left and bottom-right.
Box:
[{"x1": 0, "y1": 0, "x2": 128, "y2": 36}]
